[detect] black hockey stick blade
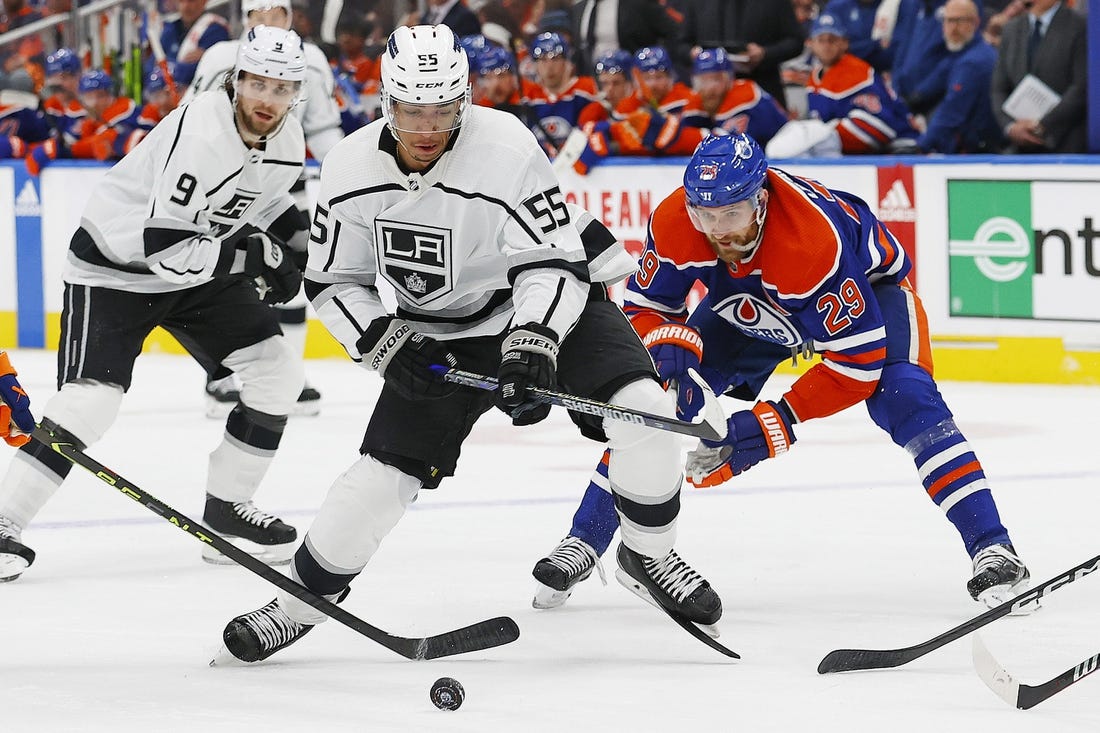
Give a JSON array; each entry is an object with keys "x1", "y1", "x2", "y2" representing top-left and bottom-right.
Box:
[
  {"x1": 662, "y1": 608, "x2": 740, "y2": 659},
  {"x1": 31, "y1": 424, "x2": 520, "y2": 661},
  {"x1": 972, "y1": 634, "x2": 1100, "y2": 710},
  {"x1": 818, "y1": 553, "x2": 1100, "y2": 674},
  {"x1": 434, "y1": 367, "x2": 724, "y2": 440}
]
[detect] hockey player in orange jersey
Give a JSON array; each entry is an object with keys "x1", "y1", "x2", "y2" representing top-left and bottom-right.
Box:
[
  {"x1": 767, "y1": 12, "x2": 919, "y2": 158},
  {"x1": 531, "y1": 133, "x2": 1030, "y2": 614}
]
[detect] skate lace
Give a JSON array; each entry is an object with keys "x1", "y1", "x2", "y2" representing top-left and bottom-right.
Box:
[
  {"x1": 643, "y1": 549, "x2": 705, "y2": 603},
  {"x1": 548, "y1": 537, "x2": 607, "y2": 585},
  {"x1": 249, "y1": 601, "x2": 304, "y2": 650},
  {"x1": 232, "y1": 501, "x2": 277, "y2": 529},
  {"x1": 973, "y1": 545, "x2": 1022, "y2": 576},
  {"x1": 0, "y1": 515, "x2": 20, "y2": 541}
]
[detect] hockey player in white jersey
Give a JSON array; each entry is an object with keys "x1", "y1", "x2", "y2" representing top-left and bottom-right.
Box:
[
  {"x1": 185, "y1": 0, "x2": 344, "y2": 417},
  {"x1": 0, "y1": 26, "x2": 310, "y2": 582},
  {"x1": 217, "y1": 24, "x2": 725, "y2": 664}
]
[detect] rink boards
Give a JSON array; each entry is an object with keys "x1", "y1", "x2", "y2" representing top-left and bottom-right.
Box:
[{"x1": 1, "y1": 156, "x2": 1098, "y2": 385}]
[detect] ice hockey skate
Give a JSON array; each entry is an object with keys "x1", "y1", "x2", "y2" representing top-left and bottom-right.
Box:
[
  {"x1": 213, "y1": 598, "x2": 314, "y2": 664},
  {"x1": 201, "y1": 495, "x2": 297, "y2": 566},
  {"x1": 531, "y1": 536, "x2": 606, "y2": 609},
  {"x1": 968, "y1": 543, "x2": 1031, "y2": 609},
  {"x1": 615, "y1": 543, "x2": 722, "y2": 634},
  {"x1": 293, "y1": 384, "x2": 322, "y2": 417},
  {"x1": 0, "y1": 515, "x2": 34, "y2": 582}
]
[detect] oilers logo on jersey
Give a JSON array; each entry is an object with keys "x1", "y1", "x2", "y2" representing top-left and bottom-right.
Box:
[
  {"x1": 712, "y1": 292, "x2": 801, "y2": 346},
  {"x1": 376, "y1": 220, "x2": 453, "y2": 305}
]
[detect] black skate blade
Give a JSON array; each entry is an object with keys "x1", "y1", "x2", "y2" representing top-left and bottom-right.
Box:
[{"x1": 615, "y1": 568, "x2": 739, "y2": 659}]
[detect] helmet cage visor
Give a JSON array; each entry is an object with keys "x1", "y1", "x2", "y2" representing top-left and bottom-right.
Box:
[
  {"x1": 381, "y1": 85, "x2": 471, "y2": 135},
  {"x1": 234, "y1": 71, "x2": 304, "y2": 109},
  {"x1": 686, "y1": 193, "x2": 767, "y2": 253}
]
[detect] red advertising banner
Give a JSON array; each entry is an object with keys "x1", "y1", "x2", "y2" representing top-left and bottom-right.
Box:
[{"x1": 876, "y1": 164, "x2": 918, "y2": 289}]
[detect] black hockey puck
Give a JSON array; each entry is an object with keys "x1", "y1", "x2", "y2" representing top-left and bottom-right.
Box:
[{"x1": 430, "y1": 677, "x2": 465, "y2": 711}]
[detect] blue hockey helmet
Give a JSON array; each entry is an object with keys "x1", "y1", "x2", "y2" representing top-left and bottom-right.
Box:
[
  {"x1": 633, "y1": 46, "x2": 673, "y2": 74},
  {"x1": 692, "y1": 48, "x2": 732, "y2": 76},
  {"x1": 78, "y1": 69, "x2": 113, "y2": 95},
  {"x1": 145, "y1": 69, "x2": 168, "y2": 94},
  {"x1": 593, "y1": 49, "x2": 632, "y2": 76},
  {"x1": 476, "y1": 45, "x2": 514, "y2": 75},
  {"x1": 531, "y1": 32, "x2": 568, "y2": 60},
  {"x1": 46, "y1": 47, "x2": 81, "y2": 77},
  {"x1": 459, "y1": 34, "x2": 490, "y2": 67},
  {"x1": 684, "y1": 133, "x2": 769, "y2": 209}
]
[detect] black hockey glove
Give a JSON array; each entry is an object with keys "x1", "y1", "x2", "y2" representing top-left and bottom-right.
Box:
[
  {"x1": 495, "y1": 324, "x2": 558, "y2": 426},
  {"x1": 356, "y1": 316, "x2": 459, "y2": 400},
  {"x1": 241, "y1": 232, "x2": 302, "y2": 305}
]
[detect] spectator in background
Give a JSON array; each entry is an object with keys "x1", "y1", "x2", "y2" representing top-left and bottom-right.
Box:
[
  {"x1": 160, "y1": 0, "x2": 231, "y2": 86},
  {"x1": 26, "y1": 69, "x2": 149, "y2": 175},
  {"x1": 525, "y1": 31, "x2": 598, "y2": 150},
  {"x1": 0, "y1": 0, "x2": 45, "y2": 80},
  {"x1": 676, "y1": 0, "x2": 805, "y2": 110},
  {"x1": 766, "y1": 11, "x2": 918, "y2": 157},
  {"x1": 420, "y1": 0, "x2": 482, "y2": 37},
  {"x1": 891, "y1": 0, "x2": 947, "y2": 101},
  {"x1": 569, "y1": 0, "x2": 681, "y2": 75},
  {"x1": 334, "y1": 17, "x2": 378, "y2": 89},
  {"x1": 991, "y1": 0, "x2": 1087, "y2": 153},
  {"x1": 823, "y1": 0, "x2": 912, "y2": 73},
  {"x1": 983, "y1": 0, "x2": 1028, "y2": 46},
  {"x1": 693, "y1": 48, "x2": 789, "y2": 146},
  {"x1": 917, "y1": 0, "x2": 1001, "y2": 152}
]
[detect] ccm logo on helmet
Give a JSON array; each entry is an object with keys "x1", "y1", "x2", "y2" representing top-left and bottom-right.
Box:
[{"x1": 415, "y1": 82, "x2": 445, "y2": 88}]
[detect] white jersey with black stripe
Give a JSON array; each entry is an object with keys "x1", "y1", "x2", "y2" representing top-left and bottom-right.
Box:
[
  {"x1": 184, "y1": 36, "x2": 343, "y2": 160},
  {"x1": 64, "y1": 89, "x2": 304, "y2": 293},
  {"x1": 305, "y1": 105, "x2": 591, "y2": 360}
]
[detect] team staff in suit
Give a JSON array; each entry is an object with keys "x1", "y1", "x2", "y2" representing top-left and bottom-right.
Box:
[
  {"x1": 990, "y1": 0, "x2": 1086, "y2": 153},
  {"x1": 420, "y1": 0, "x2": 482, "y2": 38},
  {"x1": 570, "y1": 0, "x2": 681, "y2": 75},
  {"x1": 674, "y1": 0, "x2": 804, "y2": 109}
]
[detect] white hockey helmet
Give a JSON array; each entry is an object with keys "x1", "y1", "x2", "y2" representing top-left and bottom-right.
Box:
[
  {"x1": 380, "y1": 25, "x2": 471, "y2": 132},
  {"x1": 235, "y1": 25, "x2": 306, "y2": 84}
]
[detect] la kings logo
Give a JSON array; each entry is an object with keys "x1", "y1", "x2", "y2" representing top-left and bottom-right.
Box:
[
  {"x1": 376, "y1": 220, "x2": 453, "y2": 305},
  {"x1": 209, "y1": 192, "x2": 259, "y2": 237}
]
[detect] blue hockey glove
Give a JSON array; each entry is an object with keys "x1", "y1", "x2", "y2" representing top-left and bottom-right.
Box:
[
  {"x1": 643, "y1": 322, "x2": 704, "y2": 420},
  {"x1": 0, "y1": 351, "x2": 33, "y2": 447},
  {"x1": 686, "y1": 400, "x2": 797, "y2": 488}
]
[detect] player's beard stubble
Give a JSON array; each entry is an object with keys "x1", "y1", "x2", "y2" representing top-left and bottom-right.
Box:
[{"x1": 706, "y1": 219, "x2": 763, "y2": 264}]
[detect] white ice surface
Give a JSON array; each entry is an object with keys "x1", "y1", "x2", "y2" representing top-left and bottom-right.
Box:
[{"x1": 1, "y1": 348, "x2": 1098, "y2": 732}]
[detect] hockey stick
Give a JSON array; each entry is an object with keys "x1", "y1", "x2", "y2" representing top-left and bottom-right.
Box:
[
  {"x1": 972, "y1": 634, "x2": 1100, "y2": 710},
  {"x1": 817, "y1": 553, "x2": 1100, "y2": 674},
  {"x1": 30, "y1": 423, "x2": 519, "y2": 660},
  {"x1": 146, "y1": 2, "x2": 181, "y2": 108},
  {"x1": 433, "y1": 367, "x2": 724, "y2": 440}
]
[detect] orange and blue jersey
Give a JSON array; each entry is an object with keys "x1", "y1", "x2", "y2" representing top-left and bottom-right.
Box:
[
  {"x1": 71, "y1": 98, "x2": 151, "y2": 160},
  {"x1": 807, "y1": 53, "x2": 918, "y2": 154},
  {"x1": 43, "y1": 95, "x2": 86, "y2": 145},
  {"x1": 625, "y1": 168, "x2": 915, "y2": 422},
  {"x1": 0, "y1": 93, "x2": 50, "y2": 158},
  {"x1": 710, "y1": 80, "x2": 789, "y2": 146},
  {"x1": 523, "y1": 75, "x2": 599, "y2": 148},
  {"x1": 610, "y1": 82, "x2": 710, "y2": 156}
]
